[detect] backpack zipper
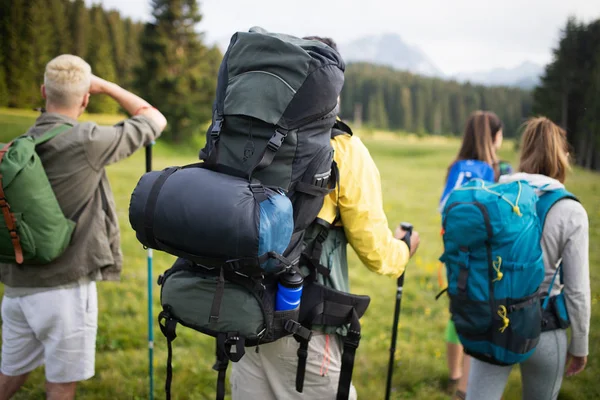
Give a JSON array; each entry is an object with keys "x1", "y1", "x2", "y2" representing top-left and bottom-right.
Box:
[{"x1": 229, "y1": 70, "x2": 297, "y2": 94}]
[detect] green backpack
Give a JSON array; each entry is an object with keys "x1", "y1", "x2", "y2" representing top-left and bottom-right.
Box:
[{"x1": 0, "y1": 124, "x2": 76, "y2": 264}]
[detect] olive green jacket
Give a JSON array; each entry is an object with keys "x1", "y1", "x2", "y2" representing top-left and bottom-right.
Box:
[{"x1": 0, "y1": 111, "x2": 161, "y2": 293}]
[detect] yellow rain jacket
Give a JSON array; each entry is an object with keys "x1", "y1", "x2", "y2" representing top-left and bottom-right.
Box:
[{"x1": 312, "y1": 123, "x2": 410, "y2": 293}]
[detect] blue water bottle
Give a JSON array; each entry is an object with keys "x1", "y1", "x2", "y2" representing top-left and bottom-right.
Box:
[{"x1": 275, "y1": 272, "x2": 303, "y2": 311}]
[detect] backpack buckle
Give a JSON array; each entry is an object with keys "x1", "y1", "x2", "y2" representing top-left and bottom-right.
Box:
[
  {"x1": 344, "y1": 330, "x2": 361, "y2": 349},
  {"x1": 211, "y1": 118, "x2": 223, "y2": 138},
  {"x1": 312, "y1": 170, "x2": 331, "y2": 188},
  {"x1": 316, "y1": 228, "x2": 329, "y2": 244},
  {"x1": 224, "y1": 332, "x2": 240, "y2": 344},
  {"x1": 249, "y1": 183, "x2": 265, "y2": 194},
  {"x1": 285, "y1": 320, "x2": 312, "y2": 341},
  {"x1": 267, "y1": 129, "x2": 288, "y2": 152}
]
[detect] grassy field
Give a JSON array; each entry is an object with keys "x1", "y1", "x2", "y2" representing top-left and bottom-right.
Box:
[{"x1": 0, "y1": 108, "x2": 599, "y2": 399}]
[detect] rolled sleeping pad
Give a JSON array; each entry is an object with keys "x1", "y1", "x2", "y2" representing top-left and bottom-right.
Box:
[{"x1": 128, "y1": 165, "x2": 293, "y2": 272}]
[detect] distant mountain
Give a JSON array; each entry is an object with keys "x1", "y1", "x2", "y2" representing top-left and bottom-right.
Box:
[
  {"x1": 338, "y1": 33, "x2": 444, "y2": 78},
  {"x1": 211, "y1": 32, "x2": 542, "y2": 89},
  {"x1": 337, "y1": 34, "x2": 542, "y2": 88},
  {"x1": 452, "y1": 61, "x2": 544, "y2": 89}
]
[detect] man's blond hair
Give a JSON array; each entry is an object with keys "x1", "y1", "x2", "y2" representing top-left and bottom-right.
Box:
[{"x1": 44, "y1": 54, "x2": 92, "y2": 108}]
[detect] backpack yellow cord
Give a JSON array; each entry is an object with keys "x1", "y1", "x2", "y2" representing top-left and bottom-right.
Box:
[
  {"x1": 480, "y1": 181, "x2": 523, "y2": 217},
  {"x1": 455, "y1": 179, "x2": 523, "y2": 217},
  {"x1": 492, "y1": 256, "x2": 503, "y2": 282},
  {"x1": 497, "y1": 305, "x2": 510, "y2": 333}
]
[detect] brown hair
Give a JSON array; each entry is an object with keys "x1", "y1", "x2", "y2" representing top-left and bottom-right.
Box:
[
  {"x1": 518, "y1": 117, "x2": 570, "y2": 183},
  {"x1": 447, "y1": 110, "x2": 503, "y2": 180}
]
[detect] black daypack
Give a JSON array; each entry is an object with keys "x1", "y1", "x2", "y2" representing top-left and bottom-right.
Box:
[{"x1": 128, "y1": 27, "x2": 370, "y2": 400}]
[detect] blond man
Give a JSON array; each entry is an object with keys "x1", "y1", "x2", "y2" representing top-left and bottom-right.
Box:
[{"x1": 0, "y1": 55, "x2": 166, "y2": 400}]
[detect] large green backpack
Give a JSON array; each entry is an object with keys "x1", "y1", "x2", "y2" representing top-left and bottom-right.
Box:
[
  {"x1": 128, "y1": 27, "x2": 370, "y2": 400},
  {"x1": 0, "y1": 124, "x2": 76, "y2": 264}
]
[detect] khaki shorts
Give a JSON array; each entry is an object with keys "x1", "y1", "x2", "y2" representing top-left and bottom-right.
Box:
[
  {"x1": 230, "y1": 332, "x2": 358, "y2": 400},
  {"x1": 0, "y1": 280, "x2": 98, "y2": 383}
]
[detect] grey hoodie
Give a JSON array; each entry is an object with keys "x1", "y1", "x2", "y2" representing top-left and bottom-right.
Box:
[{"x1": 500, "y1": 173, "x2": 591, "y2": 357}]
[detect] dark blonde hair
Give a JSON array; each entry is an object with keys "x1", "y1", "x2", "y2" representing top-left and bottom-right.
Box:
[
  {"x1": 448, "y1": 110, "x2": 503, "y2": 180},
  {"x1": 519, "y1": 117, "x2": 570, "y2": 183}
]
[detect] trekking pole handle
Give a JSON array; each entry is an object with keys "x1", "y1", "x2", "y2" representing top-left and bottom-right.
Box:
[
  {"x1": 398, "y1": 222, "x2": 413, "y2": 287},
  {"x1": 146, "y1": 141, "x2": 154, "y2": 173}
]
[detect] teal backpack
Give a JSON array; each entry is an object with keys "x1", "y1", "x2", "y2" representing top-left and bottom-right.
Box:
[{"x1": 440, "y1": 179, "x2": 576, "y2": 365}]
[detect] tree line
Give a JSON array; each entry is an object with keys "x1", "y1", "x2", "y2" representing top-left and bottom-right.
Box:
[
  {"x1": 0, "y1": 0, "x2": 145, "y2": 114},
  {"x1": 0, "y1": 0, "x2": 221, "y2": 142},
  {"x1": 533, "y1": 17, "x2": 600, "y2": 170},
  {"x1": 0, "y1": 0, "x2": 534, "y2": 142},
  {"x1": 339, "y1": 63, "x2": 533, "y2": 138},
  {"x1": 1, "y1": 1, "x2": 598, "y2": 170}
]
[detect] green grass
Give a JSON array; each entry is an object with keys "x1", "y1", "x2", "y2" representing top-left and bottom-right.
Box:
[{"x1": 0, "y1": 109, "x2": 599, "y2": 399}]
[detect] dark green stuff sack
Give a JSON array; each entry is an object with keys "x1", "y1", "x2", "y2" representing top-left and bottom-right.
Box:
[
  {"x1": 161, "y1": 269, "x2": 267, "y2": 340},
  {"x1": 0, "y1": 125, "x2": 75, "y2": 264}
]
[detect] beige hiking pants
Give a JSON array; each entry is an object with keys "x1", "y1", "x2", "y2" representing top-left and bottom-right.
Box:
[{"x1": 230, "y1": 332, "x2": 358, "y2": 399}]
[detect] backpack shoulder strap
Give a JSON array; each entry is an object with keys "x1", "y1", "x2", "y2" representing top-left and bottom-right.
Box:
[
  {"x1": 0, "y1": 141, "x2": 23, "y2": 264},
  {"x1": 33, "y1": 124, "x2": 73, "y2": 146},
  {"x1": 536, "y1": 188, "x2": 579, "y2": 230},
  {"x1": 331, "y1": 119, "x2": 353, "y2": 139},
  {"x1": 537, "y1": 188, "x2": 579, "y2": 306}
]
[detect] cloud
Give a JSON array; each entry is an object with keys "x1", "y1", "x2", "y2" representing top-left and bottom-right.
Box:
[{"x1": 87, "y1": 0, "x2": 600, "y2": 74}]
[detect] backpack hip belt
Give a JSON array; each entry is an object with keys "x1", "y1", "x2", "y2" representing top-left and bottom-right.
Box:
[{"x1": 157, "y1": 260, "x2": 369, "y2": 400}]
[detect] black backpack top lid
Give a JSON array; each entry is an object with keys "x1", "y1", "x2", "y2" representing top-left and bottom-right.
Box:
[{"x1": 215, "y1": 26, "x2": 345, "y2": 130}]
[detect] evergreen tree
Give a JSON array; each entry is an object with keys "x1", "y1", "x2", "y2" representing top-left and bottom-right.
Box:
[
  {"x1": 449, "y1": 92, "x2": 464, "y2": 134},
  {"x1": 106, "y1": 10, "x2": 127, "y2": 84},
  {"x1": 5, "y1": 0, "x2": 37, "y2": 107},
  {"x1": 534, "y1": 16, "x2": 600, "y2": 170},
  {"x1": 0, "y1": 0, "x2": 9, "y2": 107},
  {"x1": 69, "y1": 0, "x2": 90, "y2": 59},
  {"x1": 340, "y1": 62, "x2": 532, "y2": 137},
  {"x1": 412, "y1": 86, "x2": 426, "y2": 134},
  {"x1": 30, "y1": 0, "x2": 55, "y2": 98},
  {"x1": 0, "y1": 0, "x2": 150, "y2": 113},
  {"x1": 0, "y1": 56, "x2": 8, "y2": 107},
  {"x1": 367, "y1": 91, "x2": 389, "y2": 130},
  {"x1": 123, "y1": 19, "x2": 144, "y2": 88},
  {"x1": 400, "y1": 86, "x2": 413, "y2": 131},
  {"x1": 86, "y1": 6, "x2": 119, "y2": 114},
  {"x1": 136, "y1": 0, "x2": 220, "y2": 142},
  {"x1": 49, "y1": 0, "x2": 72, "y2": 55}
]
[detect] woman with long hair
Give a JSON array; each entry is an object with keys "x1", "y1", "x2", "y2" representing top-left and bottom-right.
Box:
[
  {"x1": 439, "y1": 110, "x2": 509, "y2": 399},
  {"x1": 466, "y1": 117, "x2": 590, "y2": 399}
]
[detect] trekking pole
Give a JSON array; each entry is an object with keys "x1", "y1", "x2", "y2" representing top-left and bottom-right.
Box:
[
  {"x1": 146, "y1": 142, "x2": 155, "y2": 400},
  {"x1": 385, "y1": 222, "x2": 413, "y2": 400}
]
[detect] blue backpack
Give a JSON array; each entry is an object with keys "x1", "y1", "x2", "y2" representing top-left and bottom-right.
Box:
[
  {"x1": 439, "y1": 160, "x2": 495, "y2": 211},
  {"x1": 440, "y1": 179, "x2": 576, "y2": 365}
]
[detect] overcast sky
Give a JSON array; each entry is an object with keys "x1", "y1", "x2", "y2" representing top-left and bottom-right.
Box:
[{"x1": 87, "y1": 0, "x2": 600, "y2": 75}]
